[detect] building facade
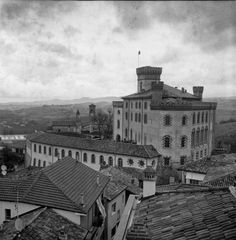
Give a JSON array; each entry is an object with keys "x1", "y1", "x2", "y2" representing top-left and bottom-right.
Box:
[
  {"x1": 113, "y1": 66, "x2": 217, "y2": 168},
  {"x1": 26, "y1": 132, "x2": 160, "y2": 171}
]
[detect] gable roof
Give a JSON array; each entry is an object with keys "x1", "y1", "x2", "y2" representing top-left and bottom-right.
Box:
[
  {"x1": 122, "y1": 84, "x2": 199, "y2": 100},
  {"x1": 126, "y1": 188, "x2": 236, "y2": 240},
  {"x1": 28, "y1": 132, "x2": 160, "y2": 158},
  {"x1": 178, "y1": 154, "x2": 236, "y2": 174},
  {"x1": 0, "y1": 157, "x2": 109, "y2": 213},
  {"x1": 0, "y1": 207, "x2": 88, "y2": 240}
]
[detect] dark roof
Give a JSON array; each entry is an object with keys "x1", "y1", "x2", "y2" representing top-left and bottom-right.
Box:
[
  {"x1": 178, "y1": 154, "x2": 236, "y2": 174},
  {"x1": 121, "y1": 167, "x2": 144, "y2": 180},
  {"x1": 105, "y1": 181, "x2": 127, "y2": 201},
  {"x1": 101, "y1": 167, "x2": 142, "y2": 195},
  {"x1": 28, "y1": 132, "x2": 160, "y2": 158},
  {"x1": 0, "y1": 157, "x2": 109, "y2": 213},
  {"x1": 52, "y1": 120, "x2": 78, "y2": 127},
  {"x1": 126, "y1": 188, "x2": 236, "y2": 240},
  {"x1": 123, "y1": 84, "x2": 199, "y2": 100},
  {"x1": 0, "y1": 207, "x2": 88, "y2": 240}
]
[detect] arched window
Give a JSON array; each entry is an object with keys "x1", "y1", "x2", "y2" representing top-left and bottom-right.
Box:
[
  {"x1": 191, "y1": 129, "x2": 195, "y2": 147},
  {"x1": 135, "y1": 113, "x2": 137, "y2": 122},
  {"x1": 43, "y1": 161, "x2": 46, "y2": 167},
  {"x1": 205, "y1": 112, "x2": 208, "y2": 123},
  {"x1": 125, "y1": 128, "x2": 128, "y2": 138},
  {"x1": 205, "y1": 127, "x2": 208, "y2": 143},
  {"x1": 83, "y1": 153, "x2": 87, "y2": 162},
  {"x1": 68, "y1": 150, "x2": 72, "y2": 157},
  {"x1": 91, "y1": 154, "x2": 96, "y2": 164},
  {"x1": 125, "y1": 112, "x2": 128, "y2": 120},
  {"x1": 34, "y1": 144, "x2": 37, "y2": 152},
  {"x1": 163, "y1": 115, "x2": 172, "y2": 126},
  {"x1": 118, "y1": 158, "x2": 123, "y2": 167},
  {"x1": 43, "y1": 146, "x2": 46, "y2": 154},
  {"x1": 139, "y1": 102, "x2": 141, "y2": 109},
  {"x1": 49, "y1": 147, "x2": 51, "y2": 156},
  {"x1": 131, "y1": 112, "x2": 133, "y2": 121},
  {"x1": 135, "y1": 102, "x2": 138, "y2": 109},
  {"x1": 163, "y1": 135, "x2": 172, "y2": 148},
  {"x1": 116, "y1": 134, "x2": 121, "y2": 142},
  {"x1": 108, "y1": 156, "x2": 113, "y2": 166},
  {"x1": 196, "y1": 151, "x2": 199, "y2": 160},
  {"x1": 117, "y1": 110, "x2": 120, "y2": 115},
  {"x1": 61, "y1": 149, "x2": 65, "y2": 158},
  {"x1": 201, "y1": 112, "x2": 204, "y2": 123},
  {"x1": 55, "y1": 148, "x2": 58, "y2": 157},
  {"x1": 117, "y1": 120, "x2": 120, "y2": 129},
  {"x1": 76, "y1": 152, "x2": 79, "y2": 160},
  {"x1": 200, "y1": 127, "x2": 204, "y2": 145},
  {"x1": 135, "y1": 132, "x2": 137, "y2": 142},
  {"x1": 38, "y1": 159, "x2": 41, "y2": 167},
  {"x1": 192, "y1": 112, "x2": 196, "y2": 124},
  {"x1": 39, "y1": 145, "x2": 42, "y2": 153},
  {"x1": 197, "y1": 112, "x2": 200, "y2": 123},
  {"x1": 33, "y1": 158, "x2": 36, "y2": 166},
  {"x1": 100, "y1": 155, "x2": 104, "y2": 164},
  {"x1": 182, "y1": 115, "x2": 187, "y2": 126},
  {"x1": 144, "y1": 114, "x2": 147, "y2": 124},
  {"x1": 130, "y1": 129, "x2": 133, "y2": 140},
  {"x1": 138, "y1": 113, "x2": 141, "y2": 122},
  {"x1": 180, "y1": 136, "x2": 187, "y2": 148},
  {"x1": 196, "y1": 128, "x2": 200, "y2": 146}
]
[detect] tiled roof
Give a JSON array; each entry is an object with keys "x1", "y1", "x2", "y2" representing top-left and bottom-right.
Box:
[
  {"x1": 0, "y1": 157, "x2": 109, "y2": 213},
  {"x1": 126, "y1": 188, "x2": 236, "y2": 240},
  {"x1": 105, "y1": 181, "x2": 127, "y2": 201},
  {"x1": 101, "y1": 167, "x2": 142, "y2": 195},
  {"x1": 121, "y1": 167, "x2": 144, "y2": 180},
  {"x1": 0, "y1": 207, "x2": 88, "y2": 240},
  {"x1": 122, "y1": 84, "x2": 199, "y2": 100},
  {"x1": 28, "y1": 132, "x2": 160, "y2": 158},
  {"x1": 5, "y1": 140, "x2": 26, "y2": 149},
  {"x1": 178, "y1": 154, "x2": 236, "y2": 174}
]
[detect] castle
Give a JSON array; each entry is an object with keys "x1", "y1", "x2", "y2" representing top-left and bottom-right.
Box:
[{"x1": 113, "y1": 66, "x2": 217, "y2": 167}]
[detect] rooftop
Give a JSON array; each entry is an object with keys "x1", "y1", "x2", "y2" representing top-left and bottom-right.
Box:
[
  {"x1": 105, "y1": 181, "x2": 127, "y2": 201},
  {"x1": 178, "y1": 154, "x2": 236, "y2": 174},
  {"x1": 28, "y1": 132, "x2": 160, "y2": 158},
  {"x1": 0, "y1": 207, "x2": 88, "y2": 240},
  {"x1": 126, "y1": 187, "x2": 236, "y2": 240},
  {"x1": 0, "y1": 156, "x2": 109, "y2": 213},
  {"x1": 52, "y1": 120, "x2": 79, "y2": 127}
]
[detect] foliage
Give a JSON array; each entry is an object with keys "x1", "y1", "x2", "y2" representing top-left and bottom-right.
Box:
[{"x1": 2, "y1": 147, "x2": 24, "y2": 170}]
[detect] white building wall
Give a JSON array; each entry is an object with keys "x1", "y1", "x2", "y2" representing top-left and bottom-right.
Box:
[
  {"x1": 113, "y1": 106, "x2": 123, "y2": 141},
  {"x1": 186, "y1": 172, "x2": 205, "y2": 183},
  {"x1": 53, "y1": 208, "x2": 82, "y2": 225}
]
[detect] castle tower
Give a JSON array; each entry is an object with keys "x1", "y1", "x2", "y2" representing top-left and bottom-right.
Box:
[
  {"x1": 89, "y1": 104, "x2": 96, "y2": 119},
  {"x1": 193, "y1": 86, "x2": 204, "y2": 100},
  {"x1": 136, "y1": 66, "x2": 162, "y2": 92},
  {"x1": 76, "y1": 109, "x2": 80, "y2": 121},
  {"x1": 143, "y1": 166, "x2": 157, "y2": 198}
]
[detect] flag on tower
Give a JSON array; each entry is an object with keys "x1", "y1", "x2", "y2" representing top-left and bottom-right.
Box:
[{"x1": 138, "y1": 50, "x2": 141, "y2": 55}]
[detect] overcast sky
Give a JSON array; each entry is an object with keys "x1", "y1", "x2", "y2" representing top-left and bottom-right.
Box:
[{"x1": 0, "y1": 1, "x2": 235, "y2": 102}]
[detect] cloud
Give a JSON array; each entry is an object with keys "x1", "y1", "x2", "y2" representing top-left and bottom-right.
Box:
[
  {"x1": 35, "y1": 41, "x2": 83, "y2": 60},
  {"x1": 64, "y1": 25, "x2": 80, "y2": 37},
  {"x1": 113, "y1": 1, "x2": 236, "y2": 51}
]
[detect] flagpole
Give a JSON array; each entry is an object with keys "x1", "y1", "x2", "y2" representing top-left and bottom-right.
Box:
[{"x1": 138, "y1": 50, "x2": 140, "y2": 67}]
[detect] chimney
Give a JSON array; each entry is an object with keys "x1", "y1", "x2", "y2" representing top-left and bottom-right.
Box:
[
  {"x1": 151, "y1": 81, "x2": 164, "y2": 105},
  {"x1": 193, "y1": 86, "x2": 204, "y2": 100},
  {"x1": 96, "y1": 175, "x2": 100, "y2": 187},
  {"x1": 143, "y1": 166, "x2": 157, "y2": 198},
  {"x1": 80, "y1": 193, "x2": 84, "y2": 206}
]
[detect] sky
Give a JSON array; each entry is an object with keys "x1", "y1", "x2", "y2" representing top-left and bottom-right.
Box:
[{"x1": 0, "y1": 1, "x2": 235, "y2": 102}]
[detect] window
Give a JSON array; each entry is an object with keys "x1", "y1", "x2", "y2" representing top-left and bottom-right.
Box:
[
  {"x1": 43, "y1": 161, "x2": 46, "y2": 167},
  {"x1": 125, "y1": 112, "x2": 128, "y2": 120},
  {"x1": 38, "y1": 159, "x2": 41, "y2": 167},
  {"x1": 49, "y1": 147, "x2": 51, "y2": 156},
  {"x1": 204, "y1": 127, "x2": 208, "y2": 143},
  {"x1": 118, "y1": 158, "x2": 123, "y2": 167},
  {"x1": 131, "y1": 102, "x2": 133, "y2": 108},
  {"x1": 180, "y1": 136, "x2": 187, "y2": 148},
  {"x1": 125, "y1": 128, "x2": 128, "y2": 138},
  {"x1": 200, "y1": 150, "x2": 203, "y2": 158},
  {"x1": 135, "y1": 113, "x2": 137, "y2": 122},
  {"x1": 163, "y1": 135, "x2": 172, "y2": 148},
  {"x1": 196, "y1": 128, "x2": 200, "y2": 146},
  {"x1": 100, "y1": 155, "x2": 104, "y2": 165},
  {"x1": 108, "y1": 156, "x2": 113, "y2": 166},
  {"x1": 144, "y1": 102, "x2": 147, "y2": 109},
  {"x1": 5, "y1": 209, "x2": 11, "y2": 220},
  {"x1": 112, "y1": 202, "x2": 116, "y2": 213},
  {"x1": 138, "y1": 113, "x2": 141, "y2": 122},
  {"x1": 111, "y1": 226, "x2": 116, "y2": 237},
  {"x1": 204, "y1": 148, "x2": 207, "y2": 156},
  {"x1": 135, "y1": 102, "x2": 138, "y2": 109},
  {"x1": 76, "y1": 152, "x2": 79, "y2": 160},
  {"x1": 130, "y1": 129, "x2": 132, "y2": 140},
  {"x1": 68, "y1": 150, "x2": 72, "y2": 157},
  {"x1": 200, "y1": 128, "x2": 204, "y2": 145},
  {"x1": 43, "y1": 146, "x2": 46, "y2": 154},
  {"x1": 34, "y1": 144, "x2": 37, "y2": 152},
  {"x1": 182, "y1": 115, "x2": 187, "y2": 126},
  {"x1": 125, "y1": 101, "x2": 128, "y2": 108},
  {"x1": 131, "y1": 112, "x2": 133, "y2": 121},
  {"x1": 128, "y1": 158, "x2": 134, "y2": 166},
  {"x1": 39, "y1": 145, "x2": 42, "y2": 154},
  {"x1": 91, "y1": 154, "x2": 96, "y2": 164},
  {"x1": 196, "y1": 151, "x2": 199, "y2": 160},
  {"x1": 55, "y1": 148, "x2": 58, "y2": 157},
  {"x1": 201, "y1": 112, "x2": 204, "y2": 123},
  {"x1": 33, "y1": 158, "x2": 36, "y2": 166},
  {"x1": 190, "y1": 179, "x2": 199, "y2": 185},
  {"x1": 117, "y1": 110, "x2": 120, "y2": 114},
  {"x1": 191, "y1": 129, "x2": 195, "y2": 147},
  {"x1": 197, "y1": 112, "x2": 200, "y2": 123},
  {"x1": 180, "y1": 156, "x2": 187, "y2": 165},
  {"x1": 192, "y1": 112, "x2": 196, "y2": 124},
  {"x1": 139, "y1": 102, "x2": 141, "y2": 109},
  {"x1": 83, "y1": 153, "x2": 87, "y2": 162},
  {"x1": 164, "y1": 157, "x2": 170, "y2": 166},
  {"x1": 61, "y1": 149, "x2": 65, "y2": 158},
  {"x1": 205, "y1": 112, "x2": 208, "y2": 123},
  {"x1": 117, "y1": 120, "x2": 120, "y2": 129},
  {"x1": 163, "y1": 115, "x2": 172, "y2": 126},
  {"x1": 138, "y1": 160, "x2": 145, "y2": 168}
]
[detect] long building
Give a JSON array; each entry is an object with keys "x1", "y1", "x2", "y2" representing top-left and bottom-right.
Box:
[
  {"x1": 26, "y1": 132, "x2": 160, "y2": 171},
  {"x1": 113, "y1": 66, "x2": 217, "y2": 168}
]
